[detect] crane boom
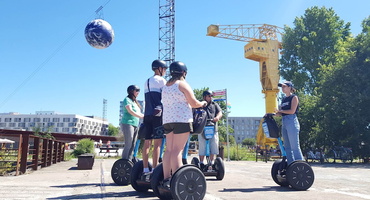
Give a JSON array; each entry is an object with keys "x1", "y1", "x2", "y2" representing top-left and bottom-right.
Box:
[{"x1": 207, "y1": 24, "x2": 283, "y2": 42}]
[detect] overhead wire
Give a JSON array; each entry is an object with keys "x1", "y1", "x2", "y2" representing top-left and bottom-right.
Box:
[{"x1": 0, "y1": 0, "x2": 112, "y2": 110}]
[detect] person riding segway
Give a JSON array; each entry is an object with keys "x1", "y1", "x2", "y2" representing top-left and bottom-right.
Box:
[
  {"x1": 150, "y1": 61, "x2": 208, "y2": 200},
  {"x1": 264, "y1": 81, "x2": 315, "y2": 190},
  {"x1": 111, "y1": 85, "x2": 143, "y2": 185}
]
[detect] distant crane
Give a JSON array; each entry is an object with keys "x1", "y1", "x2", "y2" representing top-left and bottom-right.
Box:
[
  {"x1": 207, "y1": 24, "x2": 283, "y2": 148},
  {"x1": 103, "y1": 99, "x2": 107, "y2": 122}
]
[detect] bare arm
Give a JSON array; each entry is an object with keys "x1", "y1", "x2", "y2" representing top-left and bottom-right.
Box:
[
  {"x1": 125, "y1": 105, "x2": 144, "y2": 119},
  {"x1": 213, "y1": 110, "x2": 223, "y2": 122},
  {"x1": 178, "y1": 81, "x2": 207, "y2": 108}
]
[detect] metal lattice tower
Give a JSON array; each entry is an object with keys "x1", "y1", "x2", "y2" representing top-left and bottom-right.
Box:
[{"x1": 158, "y1": 0, "x2": 175, "y2": 79}]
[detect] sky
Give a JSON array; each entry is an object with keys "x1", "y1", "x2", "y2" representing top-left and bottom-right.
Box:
[{"x1": 0, "y1": 0, "x2": 369, "y2": 127}]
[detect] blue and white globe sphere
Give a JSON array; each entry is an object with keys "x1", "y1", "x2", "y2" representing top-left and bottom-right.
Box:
[{"x1": 84, "y1": 19, "x2": 114, "y2": 49}]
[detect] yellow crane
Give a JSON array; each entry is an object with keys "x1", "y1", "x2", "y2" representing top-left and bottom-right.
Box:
[{"x1": 207, "y1": 24, "x2": 283, "y2": 149}]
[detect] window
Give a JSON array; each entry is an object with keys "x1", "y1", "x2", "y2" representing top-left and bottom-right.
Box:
[
  {"x1": 14, "y1": 118, "x2": 21, "y2": 122},
  {"x1": 62, "y1": 128, "x2": 69, "y2": 132},
  {"x1": 29, "y1": 122, "x2": 35, "y2": 127},
  {"x1": 73, "y1": 118, "x2": 78, "y2": 122},
  {"x1": 18, "y1": 123, "x2": 26, "y2": 127},
  {"x1": 63, "y1": 118, "x2": 70, "y2": 122},
  {"x1": 0, "y1": 123, "x2": 6, "y2": 127},
  {"x1": 24, "y1": 118, "x2": 31, "y2": 122},
  {"x1": 47, "y1": 122, "x2": 54, "y2": 127},
  {"x1": 43, "y1": 118, "x2": 50, "y2": 122},
  {"x1": 68, "y1": 123, "x2": 76, "y2": 127},
  {"x1": 9, "y1": 123, "x2": 16, "y2": 127},
  {"x1": 5, "y1": 118, "x2": 11, "y2": 122},
  {"x1": 53, "y1": 118, "x2": 60, "y2": 122},
  {"x1": 57, "y1": 123, "x2": 64, "y2": 127},
  {"x1": 34, "y1": 118, "x2": 41, "y2": 122}
]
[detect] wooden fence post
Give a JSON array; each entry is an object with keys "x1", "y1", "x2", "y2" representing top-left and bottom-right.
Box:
[
  {"x1": 20, "y1": 134, "x2": 30, "y2": 174},
  {"x1": 47, "y1": 139, "x2": 53, "y2": 166},
  {"x1": 33, "y1": 137, "x2": 40, "y2": 170},
  {"x1": 42, "y1": 139, "x2": 48, "y2": 167}
]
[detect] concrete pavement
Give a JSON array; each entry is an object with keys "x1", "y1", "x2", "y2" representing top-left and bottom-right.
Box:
[{"x1": 1, "y1": 155, "x2": 370, "y2": 200}]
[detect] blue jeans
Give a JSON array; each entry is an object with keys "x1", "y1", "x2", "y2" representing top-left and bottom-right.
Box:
[{"x1": 282, "y1": 114, "x2": 304, "y2": 164}]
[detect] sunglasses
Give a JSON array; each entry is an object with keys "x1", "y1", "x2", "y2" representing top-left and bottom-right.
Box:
[{"x1": 135, "y1": 89, "x2": 140, "y2": 92}]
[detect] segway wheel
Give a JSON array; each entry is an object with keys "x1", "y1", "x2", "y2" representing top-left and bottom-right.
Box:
[
  {"x1": 130, "y1": 160, "x2": 152, "y2": 192},
  {"x1": 287, "y1": 161, "x2": 315, "y2": 190},
  {"x1": 271, "y1": 159, "x2": 289, "y2": 187},
  {"x1": 151, "y1": 163, "x2": 172, "y2": 200},
  {"x1": 170, "y1": 165, "x2": 207, "y2": 200},
  {"x1": 215, "y1": 157, "x2": 225, "y2": 180},
  {"x1": 111, "y1": 159, "x2": 133, "y2": 185},
  {"x1": 191, "y1": 157, "x2": 200, "y2": 168}
]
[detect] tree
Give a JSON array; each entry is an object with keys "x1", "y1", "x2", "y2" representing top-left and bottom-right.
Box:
[
  {"x1": 317, "y1": 16, "x2": 370, "y2": 158},
  {"x1": 33, "y1": 126, "x2": 55, "y2": 140},
  {"x1": 280, "y1": 6, "x2": 351, "y2": 94},
  {"x1": 108, "y1": 124, "x2": 119, "y2": 136},
  {"x1": 242, "y1": 138, "x2": 256, "y2": 146}
]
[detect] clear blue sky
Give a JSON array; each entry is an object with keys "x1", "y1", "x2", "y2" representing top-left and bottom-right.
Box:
[{"x1": 0, "y1": 0, "x2": 368, "y2": 127}]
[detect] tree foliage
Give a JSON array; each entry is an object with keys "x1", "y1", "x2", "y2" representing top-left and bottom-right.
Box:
[
  {"x1": 280, "y1": 6, "x2": 370, "y2": 160},
  {"x1": 108, "y1": 124, "x2": 119, "y2": 136},
  {"x1": 280, "y1": 6, "x2": 351, "y2": 94}
]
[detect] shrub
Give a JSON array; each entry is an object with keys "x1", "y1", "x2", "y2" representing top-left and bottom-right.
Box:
[{"x1": 72, "y1": 138, "x2": 95, "y2": 157}]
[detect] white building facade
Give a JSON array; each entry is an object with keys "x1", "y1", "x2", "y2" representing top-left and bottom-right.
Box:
[
  {"x1": 228, "y1": 117, "x2": 262, "y2": 143},
  {"x1": 0, "y1": 111, "x2": 109, "y2": 135}
]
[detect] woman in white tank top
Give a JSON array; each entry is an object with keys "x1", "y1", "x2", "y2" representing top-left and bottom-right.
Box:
[{"x1": 161, "y1": 61, "x2": 207, "y2": 185}]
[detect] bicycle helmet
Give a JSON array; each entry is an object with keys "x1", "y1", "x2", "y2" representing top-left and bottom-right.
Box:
[
  {"x1": 169, "y1": 61, "x2": 187, "y2": 75},
  {"x1": 152, "y1": 59, "x2": 168, "y2": 71},
  {"x1": 127, "y1": 85, "x2": 140, "y2": 94},
  {"x1": 202, "y1": 90, "x2": 213, "y2": 97}
]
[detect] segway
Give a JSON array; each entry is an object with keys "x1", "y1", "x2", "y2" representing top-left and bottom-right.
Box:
[
  {"x1": 130, "y1": 137, "x2": 165, "y2": 192},
  {"x1": 130, "y1": 137, "x2": 193, "y2": 193},
  {"x1": 191, "y1": 121, "x2": 225, "y2": 180},
  {"x1": 264, "y1": 114, "x2": 315, "y2": 190},
  {"x1": 111, "y1": 139, "x2": 141, "y2": 185},
  {"x1": 151, "y1": 160, "x2": 207, "y2": 200}
]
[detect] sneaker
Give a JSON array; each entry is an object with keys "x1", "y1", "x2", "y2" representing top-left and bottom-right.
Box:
[
  {"x1": 161, "y1": 178, "x2": 171, "y2": 188},
  {"x1": 207, "y1": 165, "x2": 213, "y2": 172},
  {"x1": 200, "y1": 163, "x2": 205, "y2": 170},
  {"x1": 142, "y1": 172, "x2": 152, "y2": 182}
]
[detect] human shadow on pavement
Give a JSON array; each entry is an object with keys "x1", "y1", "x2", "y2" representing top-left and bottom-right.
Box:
[
  {"x1": 50, "y1": 183, "x2": 101, "y2": 188},
  {"x1": 47, "y1": 191, "x2": 156, "y2": 199},
  {"x1": 220, "y1": 186, "x2": 298, "y2": 193}
]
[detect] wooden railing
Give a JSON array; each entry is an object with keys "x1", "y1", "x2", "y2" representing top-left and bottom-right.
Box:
[{"x1": 0, "y1": 132, "x2": 65, "y2": 175}]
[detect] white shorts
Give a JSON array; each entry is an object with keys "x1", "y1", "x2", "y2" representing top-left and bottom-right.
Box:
[{"x1": 198, "y1": 132, "x2": 219, "y2": 156}]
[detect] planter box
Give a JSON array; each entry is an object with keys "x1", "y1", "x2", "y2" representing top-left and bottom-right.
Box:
[{"x1": 78, "y1": 153, "x2": 95, "y2": 170}]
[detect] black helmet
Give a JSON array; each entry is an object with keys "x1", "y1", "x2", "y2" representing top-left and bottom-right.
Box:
[
  {"x1": 127, "y1": 85, "x2": 140, "y2": 94},
  {"x1": 170, "y1": 61, "x2": 187, "y2": 75},
  {"x1": 202, "y1": 90, "x2": 213, "y2": 97},
  {"x1": 152, "y1": 59, "x2": 168, "y2": 71}
]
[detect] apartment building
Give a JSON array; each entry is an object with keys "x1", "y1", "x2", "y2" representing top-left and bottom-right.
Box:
[
  {"x1": 0, "y1": 111, "x2": 109, "y2": 135},
  {"x1": 228, "y1": 117, "x2": 262, "y2": 143}
]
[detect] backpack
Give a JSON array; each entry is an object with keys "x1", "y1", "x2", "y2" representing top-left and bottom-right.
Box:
[
  {"x1": 262, "y1": 114, "x2": 279, "y2": 138},
  {"x1": 191, "y1": 107, "x2": 207, "y2": 134}
]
